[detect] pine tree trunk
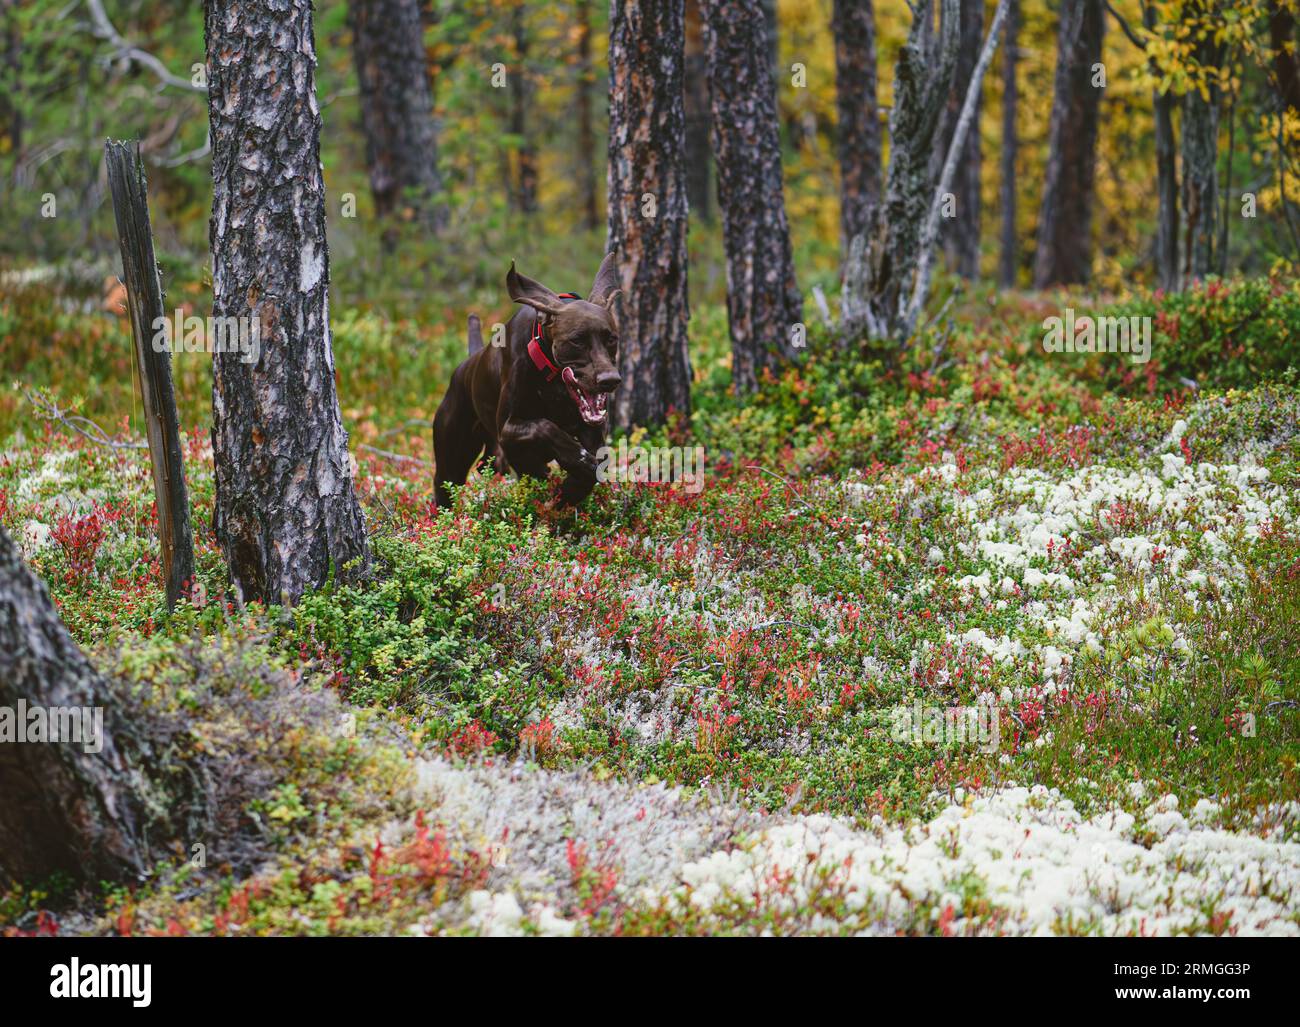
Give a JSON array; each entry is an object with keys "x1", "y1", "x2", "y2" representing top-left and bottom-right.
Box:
[
  {"x1": 1180, "y1": 3, "x2": 1223, "y2": 287},
  {"x1": 576, "y1": 0, "x2": 600, "y2": 231},
  {"x1": 205, "y1": 0, "x2": 370, "y2": 607},
  {"x1": 833, "y1": 0, "x2": 881, "y2": 256},
  {"x1": 1270, "y1": 2, "x2": 1300, "y2": 111},
  {"x1": 1032, "y1": 0, "x2": 1105, "y2": 288},
  {"x1": 509, "y1": 1, "x2": 538, "y2": 215},
  {"x1": 0, "y1": 0, "x2": 20, "y2": 170},
  {"x1": 998, "y1": 0, "x2": 1018, "y2": 288},
  {"x1": 1181, "y1": 87, "x2": 1219, "y2": 283},
  {"x1": 606, "y1": 0, "x2": 692, "y2": 430},
  {"x1": 684, "y1": 0, "x2": 713, "y2": 224},
  {"x1": 701, "y1": 0, "x2": 803, "y2": 394},
  {"x1": 1148, "y1": 3, "x2": 1179, "y2": 293},
  {"x1": 0, "y1": 527, "x2": 173, "y2": 884},
  {"x1": 935, "y1": 0, "x2": 983, "y2": 279},
  {"x1": 348, "y1": 0, "x2": 444, "y2": 231},
  {"x1": 761, "y1": 0, "x2": 779, "y2": 85}
]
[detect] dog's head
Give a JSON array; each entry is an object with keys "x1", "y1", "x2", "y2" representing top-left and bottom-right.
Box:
[{"x1": 508, "y1": 253, "x2": 621, "y2": 425}]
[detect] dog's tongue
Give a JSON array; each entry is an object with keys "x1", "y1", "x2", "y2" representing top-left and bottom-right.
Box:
[{"x1": 562, "y1": 366, "x2": 608, "y2": 424}]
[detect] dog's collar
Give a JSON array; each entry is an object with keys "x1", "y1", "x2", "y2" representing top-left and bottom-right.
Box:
[{"x1": 527, "y1": 293, "x2": 580, "y2": 382}]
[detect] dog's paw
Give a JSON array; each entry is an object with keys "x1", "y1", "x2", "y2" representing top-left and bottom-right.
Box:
[
  {"x1": 560, "y1": 472, "x2": 597, "y2": 506},
  {"x1": 576, "y1": 448, "x2": 599, "y2": 475}
]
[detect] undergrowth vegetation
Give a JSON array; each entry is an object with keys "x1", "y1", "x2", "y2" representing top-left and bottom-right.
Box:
[{"x1": 2, "y1": 277, "x2": 1299, "y2": 935}]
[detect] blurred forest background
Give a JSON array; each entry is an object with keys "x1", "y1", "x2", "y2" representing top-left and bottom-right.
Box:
[
  {"x1": 2, "y1": 0, "x2": 1300, "y2": 442},
  {"x1": 4, "y1": 0, "x2": 1299, "y2": 302}
]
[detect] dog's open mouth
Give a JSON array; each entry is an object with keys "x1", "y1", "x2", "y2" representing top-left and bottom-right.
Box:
[{"x1": 562, "y1": 366, "x2": 610, "y2": 424}]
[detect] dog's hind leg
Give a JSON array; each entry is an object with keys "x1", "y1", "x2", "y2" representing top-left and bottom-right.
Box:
[
  {"x1": 476, "y1": 443, "x2": 510, "y2": 476},
  {"x1": 433, "y1": 392, "x2": 485, "y2": 509}
]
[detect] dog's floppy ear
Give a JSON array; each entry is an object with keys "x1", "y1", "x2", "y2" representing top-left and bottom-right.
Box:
[
  {"x1": 588, "y1": 250, "x2": 621, "y2": 305},
  {"x1": 507, "y1": 260, "x2": 566, "y2": 317}
]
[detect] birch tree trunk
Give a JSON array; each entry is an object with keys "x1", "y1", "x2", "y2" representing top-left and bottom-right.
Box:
[
  {"x1": 905, "y1": 0, "x2": 1009, "y2": 331},
  {"x1": 841, "y1": 0, "x2": 960, "y2": 344},
  {"x1": 833, "y1": 0, "x2": 881, "y2": 256},
  {"x1": 1032, "y1": 0, "x2": 1105, "y2": 288},
  {"x1": 701, "y1": 0, "x2": 803, "y2": 394},
  {"x1": 606, "y1": 0, "x2": 692, "y2": 429},
  {"x1": 348, "y1": 0, "x2": 444, "y2": 230},
  {"x1": 205, "y1": 0, "x2": 370, "y2": 607}
]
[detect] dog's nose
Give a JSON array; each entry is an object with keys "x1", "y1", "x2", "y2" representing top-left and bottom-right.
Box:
[{"x1": 596, "y1": 370, "x2": 621, "y2": 393}]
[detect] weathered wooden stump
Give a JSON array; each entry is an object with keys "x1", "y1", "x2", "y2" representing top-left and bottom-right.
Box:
[{"x1": 104, "y1": 139, "x2": 195, "y2": 612}]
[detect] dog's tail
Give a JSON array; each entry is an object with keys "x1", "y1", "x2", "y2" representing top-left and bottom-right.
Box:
[{"x1": 467, "y1": 313, "x2": 484, "y2": 356}]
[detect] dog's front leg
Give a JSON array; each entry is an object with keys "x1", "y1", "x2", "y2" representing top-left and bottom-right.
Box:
[{"x1": 500, "y1": 417, "x2": 600, "y2": 500}]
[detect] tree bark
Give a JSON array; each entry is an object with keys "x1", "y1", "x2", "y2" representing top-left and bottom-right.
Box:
[
  {"x1": 935, "y1": 0, "x2": 983, "y2": 279},
  {"x1": 205, "y1": 0, "x2": 370, "y2": 607},
  {"x1": 998, "y1": 0, "x2": 1018, "y2": 288},
  {"x1": 348, "y1": 0, "x2": 444, "y2": 230},
  {"x1": 606, "y1": 0, "x2": 692, "y2": 430},
  {"x1": 1181, "y1": 86, "x2": 1220, "y2": 283},
  {"x1": 0, "y1": 527, "x2": 173, "y2": 884},
  {"x1": 576, "y1": 0, "x2": 600, "y2": 231},
  {"x1": 906, "y1": 0, "x2": 1009, "y2": 331},
  {"x1": 1270, "y1": 1, "x2": 1300, "y2": 112},
  {"x1": 508, "y1": 1, "x2": 538, "y2": 215},
  {"x1": 842, "y1": 0, "x2": 960, "y2": 344},
  {"x1": 1218, "y1": 87, "x2": 1236, "y2": 277},
  {"x1": 1032, "y1": 0, "x2": 1105, "y2": 288},
  {"x1": 684, "y1": 0, "x2": 713, "y2": 223},
  {"x1": 0, "y1": 0, "x2": 20, "y2": 174},
  {"x1": 833, "y1": 0, "x2": 881, "y2": 257},
  {"x1": 1147, "y1": 5, "x2": 1180, "y2": 293},
  {"x1": 761, "y1": 0, "x2": 779, "y2": 86},
  {"x1": 1180, "y1": 1, "x2": 1224, "y2": 285},
  {"x1": 701, "y1": 0, "x2": 803, "y2": 394}
]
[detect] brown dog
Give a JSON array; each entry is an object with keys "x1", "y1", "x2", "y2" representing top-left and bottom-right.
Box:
[{"x1": 433, "y1": 253, "x2": 622, "y2": 508}]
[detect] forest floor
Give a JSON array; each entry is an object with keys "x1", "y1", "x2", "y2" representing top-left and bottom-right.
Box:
[{"x1": 2, "y1": 279, "x2": 1299, "y2": 935}]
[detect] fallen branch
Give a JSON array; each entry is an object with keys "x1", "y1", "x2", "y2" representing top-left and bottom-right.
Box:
[
  {"x1": 357, "y1": 443, "x2": 429, "y2": 466},
  {"x1": 376, "y1": 418, "x2": 434, "y2": 442},
  {"x1": 156, "y1": 133, "x2": 211, "y2": 168},
  {"x1": 745, "y1": 463, "x2": 812, "y2": 514},
  {"x1": 22, "y1": 386, "x2": 147, "y2": 452},
  {"x1": 85, "y1": 0, "x2": 207, "y2": 94}
]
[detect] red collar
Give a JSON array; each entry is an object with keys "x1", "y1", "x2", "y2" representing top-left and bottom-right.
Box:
[{"x1": 526, "y1": 293, "x2": 580, "y2": 381}]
